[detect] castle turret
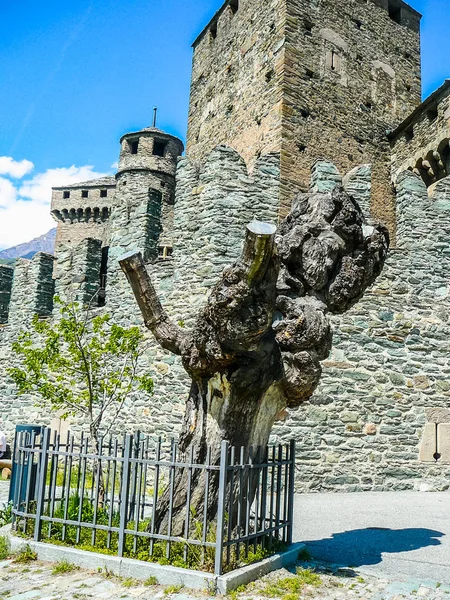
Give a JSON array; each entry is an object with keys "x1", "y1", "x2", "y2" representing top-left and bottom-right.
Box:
[{"x1": 115, "y1": 127, "x2": 184, "y2": 258}]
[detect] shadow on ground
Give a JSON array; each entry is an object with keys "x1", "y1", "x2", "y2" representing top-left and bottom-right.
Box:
[{"x1": 306, "y1": 527, "x2": 444, "y2": 567}]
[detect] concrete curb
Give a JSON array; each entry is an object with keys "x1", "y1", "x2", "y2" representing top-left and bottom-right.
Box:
[{"x1": 0, "y1": 525, "x2": 303, "y2": 593}]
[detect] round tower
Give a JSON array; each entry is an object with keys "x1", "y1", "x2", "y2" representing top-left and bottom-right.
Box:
[{"x1": 115, "y1": 127, "x2": 184, "y2": 258}]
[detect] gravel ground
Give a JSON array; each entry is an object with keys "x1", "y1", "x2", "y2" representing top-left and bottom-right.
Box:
[{"x1": 1, "y1": 555, "x2": 450, "y2": 600}]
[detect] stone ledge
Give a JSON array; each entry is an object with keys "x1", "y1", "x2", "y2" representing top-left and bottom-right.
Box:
[{"x1": 0, "y1": 525, "x2": 304, "y2": 594}]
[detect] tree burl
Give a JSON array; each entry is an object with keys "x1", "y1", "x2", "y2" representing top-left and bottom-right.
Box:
[{"x1": 119, "y1": 186, "x2": 389, "y2": 533}]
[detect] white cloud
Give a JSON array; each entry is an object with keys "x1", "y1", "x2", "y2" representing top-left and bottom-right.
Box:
[
  {"x1": 0, "y1": 177, "x2": 17, "y2": 209},
  {"x1": 0, "y1": 156, "x2": 34, "y2": 179},
  {"x1": 19, "y1": 165, "x2": 107, "y2": 205},
  {"x1": 0, "y1": 163, "x2": 109, "y2": 249}
]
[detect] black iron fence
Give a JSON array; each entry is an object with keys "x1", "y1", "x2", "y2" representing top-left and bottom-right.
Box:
[{"x1": 11, "y1": 428, "x2": 295, "y2": 575}]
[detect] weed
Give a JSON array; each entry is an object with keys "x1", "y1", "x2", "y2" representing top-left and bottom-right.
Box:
[
  {"x1": 357, "y1": 576, "x2": 365, "y2": 583},
  {"x1": 13, "y1": 545, "x2": 37, "y2": 564},
  {"x1": 261, "y1": 569, "x2": 321, "y2": 597},
  {"x1": 52, "y1": 560, "x2": 79, "y2": 575},
  {"x1": 228, "y1": 584, "x2": 248, "y2": 600},
  {"x1": 0, "y1": 503, "x2": 12, "y2": 528},
  {"x1": 0, "y1": 535, "x2": 11, "y2": 560},
  {"x1": 164, "y1": 584, "x2": 184, "y2": 595},
  {"x1": 121, "y1": 578, "x2": 139, "y2": 588},
  {"x1": 144, "y1": 576, "x2": 158, "y2": 586}
]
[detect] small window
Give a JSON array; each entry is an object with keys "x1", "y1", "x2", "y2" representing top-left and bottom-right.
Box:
[
  {"x1": 210, "y1": 21, "x2": 218, "y2": 39},
  {"x1": 265, "y1": 69, "x2": 274, "y2": 83},
  {"x1": 63, "y1": 191, "x2": 70, "y2": 199},
  {"x1": 229, "y1": 0, "x2": 238, "y2": 14},
  {"x1": 82, "y1": 190, "x2": 89, "y2": 198},
  {"x1": 100, "y1": 189, "x2": 108, "y2": 198},
  {"x1": 427, "y1": 106, "x2": 438, "y2": 121},
  {"x1": 153, "y1": 140, "x2": 167, "y2": 157},
  {"x1": 304, "y1": 68, "x2": 314, "y2": 79},
  {"x1": 129, "y1": 140, "x2": 139, "y2": 154},
  {"x1": 405, "y1": 126, "x2": 414, "y2": 141},
  {"x1": 303, "y1": 19, "x2": 313, "y2": 35},
  {"x1": 388, "y1": 1, "x2": 402, "y2": 24}
]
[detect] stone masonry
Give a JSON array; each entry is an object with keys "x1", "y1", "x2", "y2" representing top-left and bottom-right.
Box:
[
  {"x1": 187, "y1": 0, "x2": 421, "y2": 238},
  {"x1": 1, "y1": 0, "x2": 450, "y2": 494},
  {"x1": 2, "y1": 141, "x2": 450, "y2": 493}
]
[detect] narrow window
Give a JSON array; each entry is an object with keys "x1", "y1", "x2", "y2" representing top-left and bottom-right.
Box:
[
  {"x1": 100, "y1": 189, "x2": 108, "y2": 198},
  {"x1": 129, "y1": 139, "x2": 139, "y2": 154},
  {"x1": 82, "y1": 190, "x2": 89, "y2": 198},
  {"x1": 405, "y1": 125, "x2": 414, "y2": 141},
  {"x1": 210, "y1": 21, "x2": 218, "y2": 39},
  {"x1": 303, "y1": 19, "x2": 313, "y2": 35},
  {"x1": 153, "y1": 140, "x2": 167, "y2": 157},
  {"x1": 427, "y1": 106, "x2": 438, "y2": 121},
  {"x1": 388, "y1": 1, "x2": 402, "y2": 24},
  {"x1": 63, "y1": 191, "x2": 70, "y2": 199},
  {"x1": 98, "y1": 246, "x2": 109, "y2": 307},
  {"x1": 229, "y1": 0, "x2": 238, "y2": 14}
]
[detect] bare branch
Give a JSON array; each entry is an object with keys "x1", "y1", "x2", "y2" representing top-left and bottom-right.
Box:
[{"x1": 119, "y1": 251, "x2": 187, "y2": 355}]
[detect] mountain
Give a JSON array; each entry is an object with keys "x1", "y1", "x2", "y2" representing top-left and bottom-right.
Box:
[{"x1": 0, "y1": 228, "x2": 56, "y2": 262}]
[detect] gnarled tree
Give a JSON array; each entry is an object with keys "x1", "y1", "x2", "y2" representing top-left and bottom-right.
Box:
[{"x1": 119, "y1": 186, "x2": 389, "y2": 534}]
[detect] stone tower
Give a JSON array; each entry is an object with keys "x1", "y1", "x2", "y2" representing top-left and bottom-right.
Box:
[
  {"x1": 186, "y1": 0, "x2": 421, "y2": 237},
  {"x1": 107, "y1": 127, "x2": 184, "y2": 289}
]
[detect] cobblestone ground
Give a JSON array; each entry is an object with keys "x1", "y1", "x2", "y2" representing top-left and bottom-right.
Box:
[
  {"x1": 0, "y1": 481, "x2": 9, "y2": 506},
  {"x1": 1, "y1": 556, "x2": 450, "y2": 600}
]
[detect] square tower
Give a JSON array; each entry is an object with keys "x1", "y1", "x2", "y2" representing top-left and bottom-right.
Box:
[{"x1": 187, "y1": 0, "x2": 421, "y2": 237}]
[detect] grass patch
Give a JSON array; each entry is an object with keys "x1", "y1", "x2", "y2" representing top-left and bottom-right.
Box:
[
  {"x1": 0, "y1": 503, "x2": 12, "y2": 528},
  {"x1": 261, "y1": 568, "x2": 322, "y2": 597},
  {"x1": 121, "y1": 577, "x2": 139, "y2": 588},
  {"x1": 0, "y1": 535, "x2": 11, "y2": 560},
  {"x1": 164, "y1": 584, "x2": 183, "y2": 595},
  {"x1": 13, "y1": 545, "x2": 37, "y2": 564},
  {"x1": 51, "y1": 560, "x2": 79, "y2": 575},
  {"x1": 16, "y1": 492, "x2": 286, "y2": 574},
  {"x1": 144, "y1": 576, "x2": 158, "y2": 586}
]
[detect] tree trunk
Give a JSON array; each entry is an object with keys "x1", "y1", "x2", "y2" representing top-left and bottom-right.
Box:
[{"x1": 119, "y1": 188, "x2": 389, "y2": 536}]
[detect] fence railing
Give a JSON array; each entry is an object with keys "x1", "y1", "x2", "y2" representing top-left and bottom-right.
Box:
[{"x1": 10, "y1": 428, "x2": 295, "y2": 575}]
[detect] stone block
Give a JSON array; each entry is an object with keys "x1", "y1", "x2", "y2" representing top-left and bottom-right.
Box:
[
  {"x1": 438, "y1": 423, "x2": 450, "y2": 463},
  {"x1": 419, "y1": 423, "x2": 437, "y2": 462},
  {"x1": 425, "y1": 408, "x2": 450, "y2": 424}
]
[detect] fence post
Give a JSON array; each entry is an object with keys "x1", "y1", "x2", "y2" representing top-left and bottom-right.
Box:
[
  {"x1": 215, "y1": 441, "x2": 229, "y2": 576},
  {"x1": 34, "y1": 427, "x2": 50, "y2": 542},
  {"x1": 118, "y1": 434, "x2": 133, "y2": 557},
  {"x1": 287, "y1": 439, "x2": 296, "y2": 545}
]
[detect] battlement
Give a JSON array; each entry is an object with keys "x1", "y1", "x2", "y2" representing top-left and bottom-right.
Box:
[
  {"x1": 187, "y1": 0, "x2": 421, "y2": 237},
  {"x1": 6, "y1": 253, "x2": 55, "y2": 326},
  {"x1": 0, "y1": 265, "x2": 14, "y2": 324},
  {"x1": 118, "y1": 128, "x2": 183, "y2": 177}
]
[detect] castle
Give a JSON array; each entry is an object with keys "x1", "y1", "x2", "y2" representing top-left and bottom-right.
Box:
[{"x1": 1, "y1": 0, "x2": 450, "y2": 493}]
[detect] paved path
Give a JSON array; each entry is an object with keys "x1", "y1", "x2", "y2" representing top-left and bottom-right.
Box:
[
  {"x1": 294, "y1": 492, "x2": 450, "y2": 584},
  {"x1": 2, "y1": 484, "x2": 450, "y2": 598}
]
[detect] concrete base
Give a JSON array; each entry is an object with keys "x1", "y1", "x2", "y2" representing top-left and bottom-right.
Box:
[{"x1": 0, "y1": 525, "x2": 303, "y2": 593}]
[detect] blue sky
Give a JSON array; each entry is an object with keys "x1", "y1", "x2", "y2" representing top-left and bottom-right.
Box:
[{"x1": 0, "y1": 0, "x2": 449, "y2": 248}]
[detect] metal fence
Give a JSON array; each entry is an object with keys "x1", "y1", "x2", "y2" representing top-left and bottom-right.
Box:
[{"x1": 10, "y1": 428, "x2": 295, "y2": 575}]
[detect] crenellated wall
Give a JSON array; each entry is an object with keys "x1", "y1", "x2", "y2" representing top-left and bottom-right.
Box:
[{"x1": 1, "y1": 149, "x2": 450, "y2": 493}]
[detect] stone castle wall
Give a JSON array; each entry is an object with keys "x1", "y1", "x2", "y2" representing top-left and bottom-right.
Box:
[
  {"x1": 390, "y1": 82, "x2": 450, "y2": 186},
  {"x1": 1, "y1": 147, "x2": 450, "y2": 493},
  {"x1": 281, "y1": 0, "x2": 421, "y2": 235},
  {"x1": 187, "y1": 0, "x2": 421, "y2": 240}
]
